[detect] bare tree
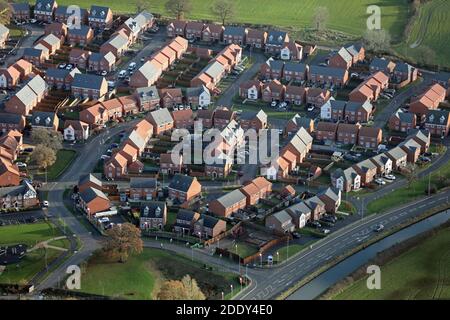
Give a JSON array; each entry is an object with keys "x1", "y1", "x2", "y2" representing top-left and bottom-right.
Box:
[
  {"x1": 157, "y1": 275, "x2": 205, "y2": 300},
  {"x1": 416, "y1": 46, "x2": 436, "y2": 66},
  {"x1": 211, "y1": 0, "x2": 235, "y2": 25},
  {"x1": 363, "y1": 29, "x2": 391, "y2": 52},
  {"x1": 103, "y1": 223, "x2": 143, "y2": 263},
  {"x1": 31, "y1": 128, "x2": 63, "y2": 150},
  {"x1": 30, "y1": 145, "x2": 57, "y2": 169},
  {"x1": 312, "y1": 6, "x2": 329, "y2": 31},
  {"x1": 165, "y1": 0, "x2": 192, "y2": 20}
]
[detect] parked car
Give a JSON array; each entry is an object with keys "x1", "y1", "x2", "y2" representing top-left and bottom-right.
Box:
[
  {"x1": 98, "y1": 217, "x2": 110, "y2": 224},
  {"x1": 385, "y1": 174, "x2": 396, "y2": 181},
  {"x1": 100, "y1": 70, "x2": 108, "y2": 76},
  {"x1": 322, "y1": 229, "x2": 331, "y2": 235},
  {"x1": 307, "y1": 106, "x2": 315, "y2": 112},
  {"x1": 292, "y1": 232, "x2": 301, "y2": 239},
  {"x1": 271, "y1": 101, "x2": 278, "y2": 108},
  {"x1": 375, "y1": 178, "x2": 386, "y2": 185},
  {"x1": 42, "y1": 201, "x2": 49, "y2": 208},
  {"x1": 128, "y1": 62, "x2": 137, "y2": 70},
  {"x1": 58, "y1": 63, "x2": 67, "y2": 69},
  {"x1": 118, "y1": 70, "x2": 127, "y2": 79},
  {"x1": 309, "y1": 221, "x2": 322, "y2": 229}
]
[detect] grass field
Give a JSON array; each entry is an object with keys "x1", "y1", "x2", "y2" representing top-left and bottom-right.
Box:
[
  {"x1": 58, "y1": 0, "x2": 408, "y2": 40},
  {"x1": 77, "y1": 248, "x2": 240, "y2": 299},
  {"x1": 395, "y1": 0, "x2": 450, "y2": 67},
  {"x1": 0, "y1": 222, "x2": 67, "y2": 285},
  {"x1": 44, "y1": 149, "x2": 77, "y2": 180},
  {"x1": 333, "y1": 227, "x2": 450, "y2": 300},
  {"x1": 366, "y1": 161, "x2": 450, "y2": 214}
]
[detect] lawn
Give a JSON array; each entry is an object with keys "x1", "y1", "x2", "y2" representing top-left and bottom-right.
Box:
[
  {"x1": 232, "y1": 102, "x2": 297, "y2": 121},
  {"x1": 232, "y1": 242, "x2": 259, "y2": 258},
  {"x1": 77, "y1": 248, "x2": 240, "y2": 299},
  {"x1": 275, "y1": 242, "x2": 314, "y2": 263},
  {"x1": 58, "y1": 0, "x2": 408, "y2": 40},
  {"x1": 333, "y1": 227, "x2": 450, "y2": 300},
  {"x1": 366, "y1": 161, "x2": 450, "y2": 214},
  {"x1": 44, "y1": 149, "x2": 77, "y2": 180},
  {"x1": 0, "y1": 222, "x2": 67, "y2": 285},
  {"x1": 394, "y1": 0, "x2": 450, "y2": 68}
]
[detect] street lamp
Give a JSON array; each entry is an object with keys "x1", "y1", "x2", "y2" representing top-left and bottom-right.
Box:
[
  {"x1": 276, "y1": 251, "x2": 279, "y2": 264},
  {"x1": 259, "y1": 252, "x2": 262, "y2": 267}
]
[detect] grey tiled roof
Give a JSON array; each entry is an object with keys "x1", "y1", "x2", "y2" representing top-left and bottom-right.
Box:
[
  {"x1": 89, "y1": 5, "x2": 110, "y2": 20},
  {"x1": 140, "y1": 201, "x2": 166, "y2": 218},
  {"x1": 266, "y1": 30, "x2": 288, "y2": 45},
  {"x1": 284, "y1": 62, "x2": 306, "y2": 73},
  {"x1": 425, "y1": 110, "x2": 449, "y2": 125},
  {"x1": 216, "y1": 189, "x2": 246, "y2": 208},
  {"x1": 72, "y1": 73, "x2": 106, "y2": 90},
  {"x1": 80, "y1": 187, "x2": 108, "y2": 203},
  {"x1": 34, "y1": 0, "x2": 55, "y2": 13},
  {"x1": 136, "y1": 86, "x2": 160, "y2": 101},
  {"x1": 130, "y1": 177, "x2": 157, "y2": 189},
  {"x1": 78, "y1": 173, "x2": 102, "y2": 188},
  {"x1": 0, "y1": 113, "x2": 23, "y2": 124},
  {"x1": 168, "y1": 174, "x2": 197, "y2": 192},
  {"x1": 309, "y1": 65, "x2": 347, "y2": 78},
  {"x1": 149, "y1": 108, "x2": 173, "y2": 126},
  {"x1": 224, "y1": 26, "x2": 246, "y2": 37},
  {"x1": 68, "y1": 25, "x2": 92, "y2": 36},
  {"x1": 31, "y1": 111, "x2": 57, "y2": 128}
]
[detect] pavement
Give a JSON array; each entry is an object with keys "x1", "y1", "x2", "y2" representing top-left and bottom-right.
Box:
[{"x1": 5, "y1": 25, "x2": 44, "y2": 66}]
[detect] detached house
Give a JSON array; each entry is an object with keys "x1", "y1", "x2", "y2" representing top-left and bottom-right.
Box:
[
  {"x1": 64, "y1": 120, "x2": 89, "y2": 141},
  {"x1": 34, "y1": 0, "x2": 57, "y2": 22},
  {"x1": 399, "y1": 139, "x2": 422, "y2": 163},
  {"x1": 202, "y1": 23, "x2": 224, "y2": 43},
  {"x1": 223, "y1": 26, "x2": 247, "y2": 45},
  {"x1": 79, "y1": 187, "x2": 110, "y2": 215},
  {"x1": 370, "y1": 153, "x2": 393, "y2": 176},
  {"x1": 285, "y1": 114, "x2": 314, "y2": 135},
  {"x1": 45, "y1": 21, "x2": 68, "y2": 38},
  {"x1": 329, "y1": 47, "x2": 353, "y2": 70},
  {"x1": 146, "y1": 108, "x2": 174, "y2": 135},
  {"x1": 209, "y1": 189, "x2": 247, "y2": 217},
  {"x1": 358, "y1": 127, "x2": 382, "y2": 149},
  {"x1": 393, "y1": 62, "x2": 418, "y2": 84},
  {"x1": 185, "y1": 85, "x2": 211, "y2": 108},
  {"x1": 280, "y1": 41, "x2": 303, "y2": 61},
  {"x1": 104, "y1": 152, "x2": 128, "y2": 179},
  {"x1": 69, "y1": 48, "x2": 91, "y2": 69},
  {"x1": 353, "y1": 159, "x2": 377, "y2": 186},
  {"x1": 172, "y1": 109, "x2": 194, "y2": 129},
  {"x1": 239, "y1": 110, "x2": 268, "y2": 131},
  {"x1": 67, "y1": 25, "x2": 94, "y2": 46},
  {"x1": 260, "y1": 57, "x2": 284, "y2": 80},
  {"x1": 239, "y1": 80, "x2": 262, "y2": 100},
  {"x1": 31, "y1": 111, "x2": 59, "y2": 131},
  {"x1": 315, "y1": 122, "x2": 338, "y2": 142},
  {"x1": 262, "y1": 80, "x2": 286, "y2": 102},
  {"x1": 168, "y1": 174, "x2": 202, "y2": 203},
  {"x1": 266, "y1": 211, "x2": 295, "y2": 233},
  {"x1": 265, "y1": 30, "x2": 289, "y2": 55},
  {"x1": 246, "y1": 29, "x2": 267, "y2": 48},
  {"x1": 174, "y1": 210, "x2": 200, "y2": 235},
  {"x1": 88, "y1": 52, "x2": 116, "y2": 72},
  {"x1": 424, "y1": 110, "x2": 450, "y2": 137},
  {"x1": 23, "y1": 47, "x2": 48, "y2": 66},
  {"x1": 37, "y1": 33, "x2": 61, "y2": 54},
  {"x1": 71, "y1": 74, "x2": 107, "y2": 100},
  {"x1": 130, "y1": 60, "x2": 162, "y2": 88},
  {"x1": 159, "y1": 88, "x2": 183, "y2": 108},
  {"x1": 88, "y1": 5, "x2": 113, "y2": 30},
  {"x1": 285, "y1": 85, "x2": 308, "y2": 106},
  {"x1": 139, "y1": 202, "x2": 167, "y2": 230},
  {"x1": 0, "y1": 114, "x2": 26, "y2": 132},
  {"x1": 386, "y1": 146, "x2": 408, "y2": 169},
  {"x1": 185, "y1": 21, "x2": 205, "y2": 40},
  {"x1": 0, "y1": 66, "x2": 20, "y2": 89},
  {"x1": 389, "y1": 109, "x2": 416, "y2": 133},
  {"x1": 370, "y1": 57, "x2": 396, "y2": 74},
  {"x1": 135, "y1": 86, "x2": 160, "y2": 111},
  {"x1": 12, "y1": 59, "x2": 32, "y2": 81},
  {"x1": 308, "y1": 65, "x2": 349, "y2": 87},
  {"x1": 283, "y1": 62, "x2": 307, "y2": 82},
  {"x1": 129, "y1": 178, "x2": 158, "y2": 201},
  {"x1": 332, "y1": 167, "x2": 361, "y2": 192},
  {"x1": 318, "y1": 187, "x2": 341, "y2": 214},
  {"x1": 10, "y1": 3, "x2": 30, "y2": 22},
  {"x1": 167, "y1": 20, "x2": 187, "y2": 38},
  {"x1": 194, "y1": 215, "x2": 226, "y2": 239},
  {"x1": 345, "y1": 44, "x2": 365, "y2": 64},
  {"x1": 100, "y1": 32, "x2": 129, "y2": 58},
  {"x1": 409, "y1": 84, "x2": 446, "y2": 116},
  {"x1": 344, "y1": 100, "x2": 374, "y2": 123}
]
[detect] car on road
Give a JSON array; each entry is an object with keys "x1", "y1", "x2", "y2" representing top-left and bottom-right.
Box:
[
  {"x1": 118, "y1": 70, "x2": 127, "y2": 79},
  {"x1": 385, "y1": 89, "x2": 396, "y2": 95},
  {"x1": 307, "y1": 106, "x2": 315, "y2": 112},
  {"x1": 322, "y1": 229, "x2": 331, "y2": 235},
  {"x1": 30, "y1": 19, "x2": 37, "y2": 24},
  {"x1": 271, "y1": 101, "x2": 278, "y2": 108},
  {"x1": 385, "y1": 174, "x2": 396, "y2": 181},
  {"x1": 374, "y1": 224, "x2": 384, "y2": 232},
  {"x1": 42, "y1": 201, "x2": 49, "y2": 208},
  {"x1": 322, "y1": 214, "x2": 337, "y2": 223},
  {"x1": 292, "y1": 232, "x2": 301, "y2": 239},
  {"x1": 65, "y1": 64, "x2": 73, "y2": 70}
]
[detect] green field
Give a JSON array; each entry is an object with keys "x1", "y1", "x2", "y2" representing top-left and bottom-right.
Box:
[
  {"x1": 77, "y1": 248, "x2": 240, "y2": 299},
  {"x1": 333, "y1": 227, "x2": 450, "y2": 300},
  {"x1": 366, "y1": 161, "x2": 450, "y2": 214},
  {"x1": 45, "y1": 149, "x2": 77, "y2": 180},
  {"x1": 0, "y1": 222, "x2": 67, "y2": 285},
  {"x1": 58, "y1": 0, "x2": 408, "y2": 39},
  {"x1": 395, "y1": 0, "x2": 450, "y2": 67}
]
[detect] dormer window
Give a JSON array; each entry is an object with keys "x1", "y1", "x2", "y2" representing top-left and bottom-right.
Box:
[
  {"x1": 46, "y1": 3, "x2": 50, "y2": 9},
  {"x1": 429, "y1": 114, "x2": 435, "y2": 122},
  {"x1": 100, "y1": 11, "x2": 105, "y2": 17},
  {"x1": 45, "y1": 117, "x2": 51, "y2": 125},
  {"x1": 155, "y1": 206, "x2": 161, "y2": 217},
  {"x1": 440, "y1": 116, "x2": 445, "y2": 124},
  {"x1": 269, "y1": 35, "x2": 273, "y2": 41},
  {"x1": 35, "y1": 116, "x2": 40, "y2": 124},
  {"x1": 92, "y1": 10, "x2": 96, "y2": 15},
  {"x1": 143, "y1": 206, "x2": 149, "y2": 216},
  {"x1": 37, "y1": 3, "x2": 42, "y2": 8},
  {"x1": 278, "y1": 35, "x2": 283, "y2": 42}
]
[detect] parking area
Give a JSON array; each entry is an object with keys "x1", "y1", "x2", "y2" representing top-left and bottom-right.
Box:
[{"x1": 0, "y1": 209, "x2": 46, "y2": 226}]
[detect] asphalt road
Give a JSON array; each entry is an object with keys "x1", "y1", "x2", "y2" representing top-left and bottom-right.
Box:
[{"x1": 5, "y1": 25, "x2": 44, "y2": 66}]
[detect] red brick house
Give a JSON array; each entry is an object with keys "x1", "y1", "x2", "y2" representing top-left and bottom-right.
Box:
[
  {"x1": 104, "y1": 152, "x2": 128, "y2": 179},
  {"x1": 37, "y1": 33, "x2": 61, "y2": 54},
  {"x1": 239, "y1": 80, "x2": 262, "y2": 100},
  {"x1": 34, "y1": 0, "x2": 57, "y2": 23},
  {"x1": 306, "y1": 88, "x2": 331, "y2": 107},
  {"x1": 285, "y1": 85, "x2": 308, "y2": 105},
  {"x1": 196, "y1": 109, "x2": 214, "y2": 129},
  {"x1": 246, "y1": 29, "x2": 267, "y2": 48},
  {"x1": 71, "y1": 74, "x2": 108, "y2": 100},
  {"x1": 69, "y1": 48, "x2": 91, "y2": 69},
  {"x1": 337, "y1": 123, "x2": 361, "y2": 145},
  {"x1": 45, "y1": 22, "x2": 68, "y2": 38},
  {"x1": 88, "y1": 52, "x2": 116, "y2": 72},
  {"x1": 209, "y1": 189, "x2": 247, "y2": 217},
  {"x1": 239, "y1": 110, "x2": 267, "y2": 131},
  {"x1": 260, "y1": 58, "x2": 284, "y2": 80},
  {"x1": 213, "y1": 108, "x2": 235, "y2": 129},
  {"x1": 389, "y1": 109, "x2": 416, "y2": 133},
  {"x1": 185, "y1": 21, "x2": 205, "y2": 40},
  {"x1": 283, "y1": 62, "x2": 307, "y2": 82},
  {"x1": 168, "y1": 174, "x2": 202, "y2": 203},
  {"x1": 46, "y1": 67, "x2": 81, "y2": 90},
  {"x1": 10, "y1": 3, "x2": 30, "y2": 22},
  {"x1": 100, "y1": 98, "x2": 123, "y2": 120},
  {"x1": 167, "y1": 20, "x2": 187, "y2": 38},
  {"x1": 358, "y1": 127, "x2": 382, "y2": 149},
  {"x1": 0, "y1": 66, "x2": 20, "y2": 89},
  {"x1": 79, "y1": 187, "x2": 110, "y2": 215},
  {"x1": 315, "y1": 122, "x2": 338, "y2": 142},
  {"x1": 344, "y1": 101, "x2": 374, "y2": 123},
  {"x1": 424, "y1": 110, "x2": 450, "y2": 137},
  {"x1": 146, "y1": 108, "x2": 174, "y2": 135},
  {"x1": 0, "y1": 114, "x2": 26, "y2": 133},
  {"x1": 409, "y1": 84, "x2": 446, "y2": 116},
  {"x1": 285, "y1": 114, "x2": 314, "y2": 135},
  {"x1": 78, "y1": 173, "x2": 102, "y2": 193},
  {"x1": 329, "y1": 47, "x2": 353, "y2": 70},
  {"x1": 79, "y1": 104, "x2": 108, "y2": 126},
  {"x1": 202, "y1": 23, "x2": 224, "y2": 42},
  {"x1": 223, "y1": 26, "x2": 247, "y2": 45},
  {"x1": 118, "y1": 95, "x2": 139, "y2": 115},
  {"x1": 280, "y1": 40, "x2": 303, "y2": 61},
  {"x1": 67, "y1": 26, "x2": 94, "y2": 46},
  {"x1": 159, "y1": 88, "x2": 183, "y2": 108},
  {"x1": 172, "y1": 109, "x2": 194, "y2": 129},
  {"x1": 88, "y1": 5, "x2": 113, "y2": 30},
  {"x1": 12, "y1": 59, "x2": 32, "y2": 81},
  {"x1": 129, "y1": 178, "x2": 157, "y2": 201},
  {"x1": 160, "y1": 153, "x2": 183, "y2": 175},
  {"x1": 308, "y1": 65, "x2": 349, "y2": 87},
  {"x1": 262, "y1": 80, "x2": 286, "y2": 102}
]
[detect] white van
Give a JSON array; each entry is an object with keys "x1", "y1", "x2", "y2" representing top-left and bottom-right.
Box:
[
  {"x1": 128, "y1": 62, "x2": 137, "y2": 70},
  {"x1": 118, "y1": 70, "x2": 127, "y2": 79}
]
